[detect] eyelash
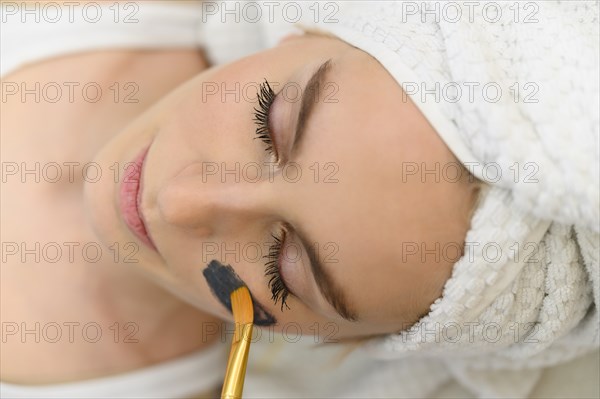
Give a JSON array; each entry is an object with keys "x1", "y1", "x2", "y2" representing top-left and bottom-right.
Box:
[
  {"x1": 264, "y1": 229, "x2": 291, "y2": 311},
  {"x1": 254, "y1": 81, "x2": 290, "y2": 311},
  {"x1": 253, "y1": 79, "x2": 277, "y2": 157}
]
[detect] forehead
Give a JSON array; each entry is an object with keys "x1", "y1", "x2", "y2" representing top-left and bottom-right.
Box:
[{"x1": 287, "y1": 49, "x2": 455, "y2": 324}]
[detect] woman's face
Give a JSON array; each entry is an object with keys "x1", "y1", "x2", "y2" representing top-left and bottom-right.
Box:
[{"x1": 85, "y1": 35, "x2": 477, "y2": 339}]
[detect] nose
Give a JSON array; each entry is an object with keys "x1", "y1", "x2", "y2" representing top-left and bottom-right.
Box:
[{"x1": 155, "y1": 163, "x2": 269, "y2": 236}]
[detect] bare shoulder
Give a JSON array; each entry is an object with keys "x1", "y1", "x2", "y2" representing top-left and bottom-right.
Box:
[{"x1": 1, "y1": 48, "x2": 215, "y2": 384}]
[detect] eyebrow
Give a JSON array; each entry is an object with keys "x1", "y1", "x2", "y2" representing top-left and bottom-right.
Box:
[
  {"x1": 293, "y1": 225, "x2": 359, "y2": 322},
  {"x1": 283, "y1": 62, "x2": 359, "y2": 322},
  {"x1": 291, "y1": 59, "x2": 333, "y2": 156}
]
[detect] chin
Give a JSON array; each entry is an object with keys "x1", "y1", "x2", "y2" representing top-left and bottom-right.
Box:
[
  {"x1": 83, "y1": 145, "x2": 122, "y2": 248},
  {"x1": 83, "y1": 128, "x2": 144, "y2": 249}
]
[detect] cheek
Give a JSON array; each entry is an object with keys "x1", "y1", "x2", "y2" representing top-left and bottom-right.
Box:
[{"x1": 202, "y1": 260, "x2": 277, "y2": 326}]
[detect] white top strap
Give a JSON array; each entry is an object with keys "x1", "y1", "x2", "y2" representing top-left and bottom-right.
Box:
[
  {"x1": 0, "y1": 1, "x2": 205, "y2": 77},
  {"x1": 0, "y1": 342, "x2": 227, "y2": 398}
]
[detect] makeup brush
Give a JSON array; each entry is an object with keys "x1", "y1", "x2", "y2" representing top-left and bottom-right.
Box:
[{"x1": 221, "y1": 286, "x2": 254, "y2": 399}]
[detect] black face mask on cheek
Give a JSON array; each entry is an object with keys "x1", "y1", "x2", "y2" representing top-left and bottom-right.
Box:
[{"x1": 202, "y1": 259, "x2": 277, "y2": 326}]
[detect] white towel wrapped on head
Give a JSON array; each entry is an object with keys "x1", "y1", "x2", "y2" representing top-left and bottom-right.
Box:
[
  {"x1": 182, "y1": 1, "x2": 600, "y2": 397},
  {"x1": 304, "y1": 1, "x2": 599, "y2": 397}
]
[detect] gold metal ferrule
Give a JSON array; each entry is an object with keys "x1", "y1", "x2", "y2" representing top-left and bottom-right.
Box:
[{"x1": 221, "y1": 322, "x2": 254, "y2": 399}]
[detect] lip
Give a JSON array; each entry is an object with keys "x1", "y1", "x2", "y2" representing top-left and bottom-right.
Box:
[{"x1": 119, "y1": 146, "x2": 156, "y2": 250}]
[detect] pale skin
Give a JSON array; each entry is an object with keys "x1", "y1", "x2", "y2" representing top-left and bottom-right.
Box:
[{"x1": 1, "y1": 32, "x2": 478, "y2": 388}]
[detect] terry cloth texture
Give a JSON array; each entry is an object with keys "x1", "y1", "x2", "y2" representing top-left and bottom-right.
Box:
[{"x1": 306, "y1": 2, "x2": 599, "y2": 398}]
